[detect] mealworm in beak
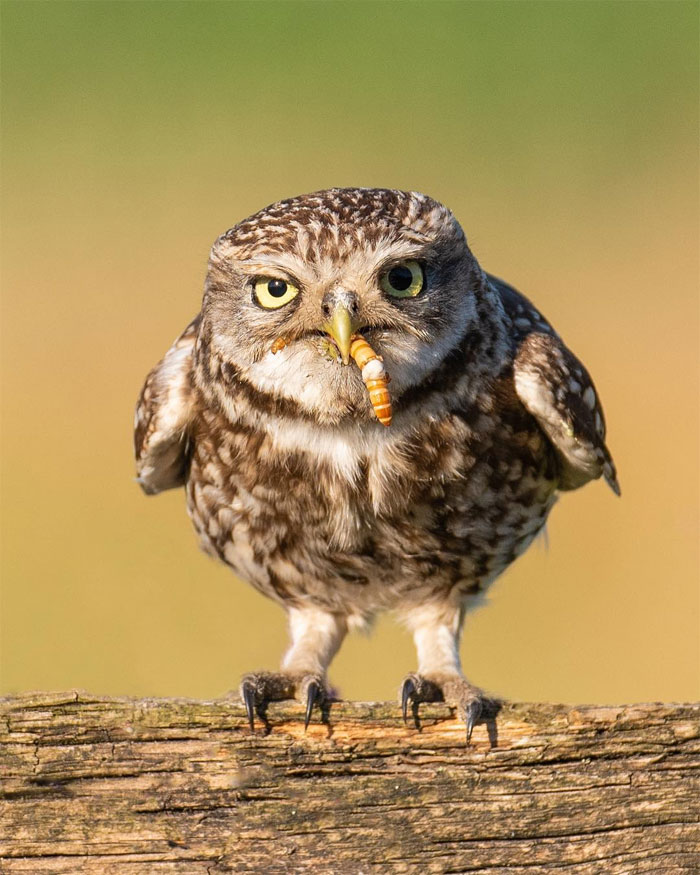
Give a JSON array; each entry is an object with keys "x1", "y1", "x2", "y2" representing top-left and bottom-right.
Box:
[{"x1": 349, "y1": 335, "x2": 392, "y2": 427}]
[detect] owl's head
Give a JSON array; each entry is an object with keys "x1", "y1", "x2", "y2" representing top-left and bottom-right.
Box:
[{"x1": 200, "y1": 188, "x2": 485, "y2": 426}]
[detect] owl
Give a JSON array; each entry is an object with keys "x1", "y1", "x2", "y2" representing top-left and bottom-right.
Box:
[{"x1": 134, "y1": 188, "x2": 619, "y2": 740}]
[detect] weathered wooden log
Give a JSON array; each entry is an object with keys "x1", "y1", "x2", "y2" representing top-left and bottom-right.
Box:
[{"x1": 1, "y1": 692, "x2": 698, "y2": 873}]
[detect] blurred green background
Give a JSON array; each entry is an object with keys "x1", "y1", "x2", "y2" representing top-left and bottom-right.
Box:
[{"x1": 2, "y1": 1, "x2": 698, "y2": 704}]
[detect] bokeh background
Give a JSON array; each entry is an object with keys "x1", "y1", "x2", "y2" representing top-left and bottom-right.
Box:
[{"x1": 2, "y1": 1, "x2": 698, "y2": 704}]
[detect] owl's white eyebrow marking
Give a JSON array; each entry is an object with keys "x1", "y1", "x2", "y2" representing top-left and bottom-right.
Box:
[
  {"x1": 236, "y1": 257, "x2": 297, "y2": 273},
  {"x1": 234, "y1": 258, "x2": 309, "y2": 289}
]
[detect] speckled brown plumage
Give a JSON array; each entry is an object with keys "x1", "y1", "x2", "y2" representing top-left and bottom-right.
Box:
[{"x1": 135, "y1": 188, "x2": 619, "y2": 738}]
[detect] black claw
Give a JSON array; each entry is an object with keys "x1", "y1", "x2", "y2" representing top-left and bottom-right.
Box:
[
  {"x1": 465, "y1": 699, "x2": 482, "y2": 744},
  {"x1": 401, "y1": 677, "x2": 416, "y2": 726},
  {"x1": 242, "y1": 680, "x2": 256, "y2": 733},
  {"x1": 304, "y1": 680, "x2": 319, "y2": 730}
]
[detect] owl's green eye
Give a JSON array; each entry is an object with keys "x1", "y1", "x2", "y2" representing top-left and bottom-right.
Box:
[
  {"x1": 380, "y1": 260, "x2": 424, "y2": 298},
  {"x1": 253, "y1": 277, "x2": 300, "y2": 309}
]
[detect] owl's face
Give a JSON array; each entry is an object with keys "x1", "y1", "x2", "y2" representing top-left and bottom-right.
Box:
[{"x1": 201, "y1": 188, "x2": 483, "y2": 425}]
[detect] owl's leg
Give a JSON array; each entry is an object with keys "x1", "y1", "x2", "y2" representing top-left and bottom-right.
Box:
[
  {"x1": 398, "y1": 601, "x2": 490, "y2": 743},
  {"x1": 240, "y1": 607, "x2": 347, "y2": 732}
]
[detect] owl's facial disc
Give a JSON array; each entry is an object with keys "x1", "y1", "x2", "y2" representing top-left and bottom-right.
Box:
[{"x1": 203, "y1": 189, "x2": 481, "y2": 423}]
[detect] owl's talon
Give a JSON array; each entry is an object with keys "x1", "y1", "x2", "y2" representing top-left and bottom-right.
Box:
[
  {"x1": 464, "y1": 698, "x2": 482, "y2": 744},
  {"x1": 239, "y1": 671, "x2": 329, "y2": 731},
  {"x1": 399, "y1": 673, "x2": 491, "y2": 744},
  {"x1": 304, "y1": 679, "x2": 320, "y2": 730},
  {"x1": 401, "y1": 677, "x2": 416, "y2": 726},
  {"x1": 399, "y1": 673, "x2": 441, "y2": 730},
  {"x1": 239, "y1": 671, "x2": 293, "y2": 732},
  {"x1": 241, "y1": 679, "x2": 257, "y2": 733}
]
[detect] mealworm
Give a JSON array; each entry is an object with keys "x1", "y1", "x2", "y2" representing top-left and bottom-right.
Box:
[
  {"x1": 270, "y1": 336, "x2": 288, "y2": 354},
  {"x1": 349, "y1": 335, "x2": 392, "y2": 427}
]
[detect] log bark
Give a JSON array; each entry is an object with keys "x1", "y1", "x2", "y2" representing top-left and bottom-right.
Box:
[{"x1": 1, "y1": 692, "x2": 698, "y2": 874}]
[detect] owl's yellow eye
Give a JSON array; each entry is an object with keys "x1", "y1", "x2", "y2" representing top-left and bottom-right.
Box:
[
  {"x1": 380, "y1": 260, "x2": 424, "y2": 298},
  {"x1": 253, "y1": 277, "x2": 300, "y2": 309}
]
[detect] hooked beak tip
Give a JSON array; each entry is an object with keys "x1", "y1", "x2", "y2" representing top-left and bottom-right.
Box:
[{"x1": 322, "y1": 306, "x2": 355, "y2": 365}]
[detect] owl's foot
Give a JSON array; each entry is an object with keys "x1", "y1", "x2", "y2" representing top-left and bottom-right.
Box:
[
  {"x1": 240, "y1": 671, "x2": 328, "y2": 733},
  {"x1": 400, "y1": 673, "x2": 493, "y2": 743}
]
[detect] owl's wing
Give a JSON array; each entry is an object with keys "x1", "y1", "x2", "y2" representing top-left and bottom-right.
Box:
[
  {"x1": 489, "y1": 275, "x2": 620, "y2": 496},
  {"x1": 134, "y1": 316, "x2": 200, "y2": 495}
]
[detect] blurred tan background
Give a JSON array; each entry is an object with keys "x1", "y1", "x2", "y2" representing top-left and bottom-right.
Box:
[{"x1": 2, "y1": 1, "x2": 698, "y2": 704}]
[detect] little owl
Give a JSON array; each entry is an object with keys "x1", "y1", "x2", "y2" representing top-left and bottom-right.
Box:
[{"x1": 134, "y1": 188, "x2": 619, "y2": 740}]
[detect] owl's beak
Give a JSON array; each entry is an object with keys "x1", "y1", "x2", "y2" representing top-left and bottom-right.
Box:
[{"x1": 322, "y1": 305, "x2": 356, "y2": 365}]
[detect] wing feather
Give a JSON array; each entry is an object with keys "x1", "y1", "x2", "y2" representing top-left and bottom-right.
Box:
[
  {"x1": 489, "y1": 276, "x2": 620, "y2": 495},
  {"x1": 134, "y1": 316, "x2": 200, "y2": 495},
  {"x1": 513, "y1": 331, "x2": 620, "y2": 495}
]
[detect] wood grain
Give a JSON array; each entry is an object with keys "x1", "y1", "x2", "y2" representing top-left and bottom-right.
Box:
[{"x1": 1, "y1": 692, "x2": 698, "y2": 873}]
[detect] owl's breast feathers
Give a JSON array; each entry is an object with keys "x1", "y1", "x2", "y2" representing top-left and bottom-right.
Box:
[{"x1": 134, "y1": 277, "x2": 617, "y2": 607}]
